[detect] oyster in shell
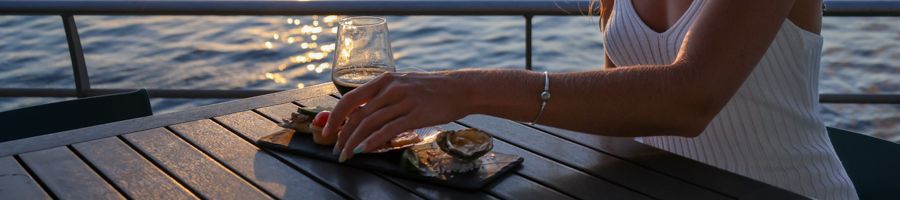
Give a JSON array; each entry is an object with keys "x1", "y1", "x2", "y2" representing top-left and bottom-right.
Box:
[
  {"x1": 403, "y1": 142, "x2": 481, "y2": 174},
  {"x1": 402, "y1": 128, "x2": 493, "y2": 174},
  {"x1": 436, "y1": 128, "x2": 493, "y2": 161}
]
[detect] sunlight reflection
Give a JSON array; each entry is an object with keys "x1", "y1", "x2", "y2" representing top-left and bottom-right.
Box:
[
  {"x1": 323, "y1": 15, "x2": 338, "y2": 23},
  {"x1": 260, "y1": 15, "x2": 342, "y2": 86},
  {"x1": 264, "y1": 72, "x2": 288, "y2": 84},
  {"x1": 307, "y1": 52, "x2": 325, "y2": 60},
  {"x1": 293, "y1": 55, "x2": 309, "y2": 63},
  {"x1": 320, "y1": 43, "x2": 335, "y2": 52},
  {"x1": 315, "y1": 64, "x2": 327, "y2": 73}
]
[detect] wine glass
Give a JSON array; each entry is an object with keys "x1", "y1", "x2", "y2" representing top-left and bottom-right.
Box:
[{"x1": 331, "y1": 16, "x2": 396, "y2": 95}]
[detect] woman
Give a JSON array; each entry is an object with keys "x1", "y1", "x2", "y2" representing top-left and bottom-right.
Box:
[{"x1": 322, "y1": 0, "x2": 857, "y2": 198}]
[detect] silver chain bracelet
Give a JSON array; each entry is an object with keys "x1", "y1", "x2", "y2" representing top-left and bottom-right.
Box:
[{"x1": 530, "y1": 71, "x2": 551, "y2": 125}]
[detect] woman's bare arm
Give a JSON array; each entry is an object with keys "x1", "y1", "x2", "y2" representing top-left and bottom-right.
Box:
[
  {"x1": 466, "y1": 0, "x2": 798, "y2": 136},
  {"x1": 325, "y1": 0, "x2": 800, "y2": 161}
]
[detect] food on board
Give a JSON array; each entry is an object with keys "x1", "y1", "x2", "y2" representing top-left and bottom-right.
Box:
[
  {"x1": 280, "y1": 106, "x2": 329, "y2": 134},
  {"x1": 389, "y1": 132, "x2": 422, "y2": 148},
  {"x1": 403, "y1": 128, "x2": 494, "y2": 174},
  {"x1": 311, "y1": 111, "x2": 337, "y2": 145},
  {"x1": 277, "y1": 107, "x2": 499, "y2": 174},
  {"x1": 436, "y1": 128, "x2": 493, "y2": 161}
]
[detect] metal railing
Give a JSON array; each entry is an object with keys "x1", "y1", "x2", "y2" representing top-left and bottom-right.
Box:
[{"x1": 0, "y1": 0, "x2": 898, "y2": 104}]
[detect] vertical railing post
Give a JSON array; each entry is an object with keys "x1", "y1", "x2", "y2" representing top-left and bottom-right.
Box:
[
  {"x1": 62, "y1": 14, "x2": 91, "y2": 98},
  {"x1": 524, "y1": 15, "x2": 533, "y2": 70}
]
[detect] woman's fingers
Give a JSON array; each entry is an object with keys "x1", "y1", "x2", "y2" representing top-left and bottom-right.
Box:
[
  {"x1": 357, "y1": 114, "x2": 417, "y2": 153},
  {"x1": 331, "y1": 105, "x2": 366, "y2": 154},
  {"x1": 322, "y1": 73, "x2": 395, "y2": 139},
  {"x1": 331, "y1": 90, "x2": 402, "y2": 154},
  {"x1": 338, "y1": 103, "x2": 409, "y2": 162}
]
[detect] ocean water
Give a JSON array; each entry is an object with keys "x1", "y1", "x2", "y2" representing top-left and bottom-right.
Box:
[{"x1": 0, "y1": 14, "x2": 897, "y2": 142}]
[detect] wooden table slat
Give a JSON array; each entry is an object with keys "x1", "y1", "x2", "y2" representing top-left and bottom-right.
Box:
[
  {"x1": 531, "y1": 125, "x2": 806, "y2": 199},
  {"x1": 71, "y1": 137, "x2": 198, "y2": 200},
  {"x1": 482, "y1": 174, "x2": 574, "y2": 200},
  {"x1": 168, "y1": 119, "x2": 344, "y2": 199},
  {"x1": 380, "y1": 175, "x2": 501, "y2": 200},
  {"x1": 121, "y1": 128, "x2": 272, "y2": 200},
  {"x1": 0, "y1": 156, "x2": 52, "y2": 200},
  {"x1": 214, "y1": 111, "x2": 423, "y2": 200},
  {"x1": 459, "y1": 115, "x2": 730, "y2": 199},
  {"x1": 18, "y1": 146, "x2": 125, "y2": 200}
]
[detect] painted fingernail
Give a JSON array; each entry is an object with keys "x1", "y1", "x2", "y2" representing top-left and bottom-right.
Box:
[
  {"x1": 353, "y1": 145, "x2": 365, "y2": 154},
  {"x1": 338, "y1": 152, "x2": 348, "y2": 163},
  {"x1": 332, "y1": 144, "x2": 342, "y2": 155}
]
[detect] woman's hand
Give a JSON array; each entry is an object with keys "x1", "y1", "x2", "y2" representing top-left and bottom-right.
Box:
[{"x1": 322, "y1": 71, "x2": 472, "y2": 162}]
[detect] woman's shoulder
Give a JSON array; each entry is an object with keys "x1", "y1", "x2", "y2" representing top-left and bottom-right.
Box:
[{"x1": 598, "y1": 0, "x2": 615, "y2": 31}]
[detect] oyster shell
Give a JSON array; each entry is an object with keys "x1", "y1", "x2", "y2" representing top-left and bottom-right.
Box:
[
  {"x1": 401, "y1": 128, "x2": 493, "y2": 175},
  {"x1": 403, "y1": 142, "x2": 481, "y2": 174},
  {"x1": 436, "y1": 128, "x2": 493, "y2": 161}
]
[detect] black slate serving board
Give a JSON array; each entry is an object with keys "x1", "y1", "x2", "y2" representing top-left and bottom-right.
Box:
[{"x1": 256, "y1": 129, "x2": 523, "y2": 191}]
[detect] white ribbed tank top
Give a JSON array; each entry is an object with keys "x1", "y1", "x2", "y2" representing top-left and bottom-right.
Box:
[{"x1": 602, "y1": 0, "x2": 858, "y2": 199}]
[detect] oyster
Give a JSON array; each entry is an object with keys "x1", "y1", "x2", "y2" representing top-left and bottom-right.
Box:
[
  {"x1": 402, "y1": 128, "x2": 493, "y2": 174},
  {"x1": 436, "y1": 128, "x2": 493, "y2": 161},
  {"x1": 403, "y1": 142, "x2": 481, "y2": 174}
]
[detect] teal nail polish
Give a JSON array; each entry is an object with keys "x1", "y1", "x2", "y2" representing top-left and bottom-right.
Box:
[{"x1": 353, "y1": 146, "x2": 364, "y2": 154}]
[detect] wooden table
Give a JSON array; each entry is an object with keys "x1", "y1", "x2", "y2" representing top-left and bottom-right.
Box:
[{"x1": 0, "y1": 84, "x2": 806, "y2": 200}]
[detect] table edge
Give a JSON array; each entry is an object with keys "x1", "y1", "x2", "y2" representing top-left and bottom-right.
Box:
[{"x1": 0, "y1": 83, "x2": 336, "y2": 157}]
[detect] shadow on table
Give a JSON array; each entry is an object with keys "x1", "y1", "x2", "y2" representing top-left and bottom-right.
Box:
[{"x1": 251, "y1": 149, "x2": 379, "y2": 199}]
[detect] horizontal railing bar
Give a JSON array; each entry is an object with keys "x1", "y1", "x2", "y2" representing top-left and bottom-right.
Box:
[
  {"x1": 1, "y1": 88, "x2": 897, "y2": 104},
  {"x1": 89, "y1": 88, "x2": 283, "y2": 98},
  {"x1": 0, "y1": 0, "x2": 587, "y2": 16},
  {"x1": 819, "y1": 93, "x2": 900, "y2": 104},
  {"x1": 825, "y1": 1, "x2": 900, "y2": 16},
  {"x1": 0, "y1": 1, "x2": 898, "y2": 16},
  {"x1": 0, "y1": 88, "x2": 281, "y2": 99},
  {"x1": 0, "y1": 88, "x2": 77, "y2": 97}
]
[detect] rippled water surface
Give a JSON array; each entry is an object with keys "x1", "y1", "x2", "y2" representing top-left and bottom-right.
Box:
[{"x1": 0, "y1": 14, "x2": 897, "y2": 142}]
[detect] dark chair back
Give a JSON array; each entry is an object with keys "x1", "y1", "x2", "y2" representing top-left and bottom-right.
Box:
[
  {"x1": 828, "y1": 127, "x2": 900, "y2": 200},
  {"x1": 0, "y1": 89, "x2": 152, "y2": 142}
]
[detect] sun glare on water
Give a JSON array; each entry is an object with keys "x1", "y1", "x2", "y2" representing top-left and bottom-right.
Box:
[{"x1": 261, "y1": 15, "x2": 339, "y2": 87}]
